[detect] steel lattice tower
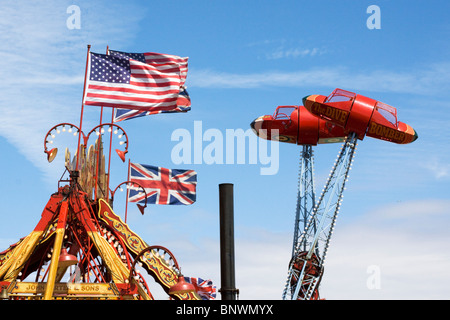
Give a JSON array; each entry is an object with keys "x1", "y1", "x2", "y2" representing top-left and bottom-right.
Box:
[
  {"x1": 283, "y1": 133, "x2": 357, "y2": 300},
  {"x1": 291, "y1": 145, "x2": 316, "y2": 257}
]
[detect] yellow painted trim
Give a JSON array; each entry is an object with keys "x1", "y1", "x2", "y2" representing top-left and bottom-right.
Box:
[
  {"x1": 11, "y1": 282, "x2": 120, "y2": 297},
  {"x1": 43, "y1": 200, "x2": 69, "y2": 300},
  {"x1": 0, "y1": 231, "x2": 43, "y2": 281}
]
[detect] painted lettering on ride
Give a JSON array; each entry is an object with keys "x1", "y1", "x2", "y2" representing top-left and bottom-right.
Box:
[
  {"x1": 22, "y1": 282, "x2": 103, "y2": 294},
  {"x1": 367, "y1": 122, "x2": 405, "y2": 143},
  {"x1": 312, "y1": 102, "x2": 348, "y2": 126}
]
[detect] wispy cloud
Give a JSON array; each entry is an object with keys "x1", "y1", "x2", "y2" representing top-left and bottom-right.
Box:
[
  {"x1": 266, "y1": 47, "x2": 325, "y2": 60},
  {"x1": 423, "y1": 158, "x2": 450, "y2": 179},
  {"x1": 0, "y1": 0, "x2": 144, "y2": 184},
  {"x1": 246, "y1": 38, "x2": 326, "y2": 60},
  {"x1": 190, "y1": 62, "x2": 450, "y2": 95}
]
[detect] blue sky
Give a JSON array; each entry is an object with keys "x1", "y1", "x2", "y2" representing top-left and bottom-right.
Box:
[{"x1": 1, "y1": 0, "x2": 450, "y2": 299}]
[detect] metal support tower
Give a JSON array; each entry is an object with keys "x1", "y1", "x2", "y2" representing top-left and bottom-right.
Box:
[
  {"x1": 283, "y1": 132, "x2": 357, "y2": 300},
  {"x1": 291, "y1": 145, "x2": 316, "y2": 257}
]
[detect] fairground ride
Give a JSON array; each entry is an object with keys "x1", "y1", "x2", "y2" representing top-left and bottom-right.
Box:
[
  {"x1": 251, "y1": 88, "x2": 417, "y2": 300},
  {"x1": 0, "y1": 46, "x2": 204, "y2": 300}
]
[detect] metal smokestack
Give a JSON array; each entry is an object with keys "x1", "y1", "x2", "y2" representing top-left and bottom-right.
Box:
[{"x1": 219, "y1": 183, "x2": 238, "y2": 300}]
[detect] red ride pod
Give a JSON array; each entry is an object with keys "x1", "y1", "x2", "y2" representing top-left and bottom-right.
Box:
[
  {"x1": 302, "y1": 88, "x2": 418, "y2": 144},
  {"x1": 250, "y1": 105, "x2": 348, "y2": 146}
]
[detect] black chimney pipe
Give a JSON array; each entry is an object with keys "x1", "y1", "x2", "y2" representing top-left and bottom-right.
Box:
[{"x1": 219, "y1": 183, "x2": 238, "y2": 300}]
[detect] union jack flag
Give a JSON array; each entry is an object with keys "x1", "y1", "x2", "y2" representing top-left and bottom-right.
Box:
[
  {"x1": 107, "y1": 50, "x2": 191, "y2": 122},
  {"x1": 128, "y1": 163, "x2": 197, "y2": 205},
  {"x1": 113, "y1": 86, "x2": 190, "y2": 122},
  {"x1": 184, "y1": 277, "x2": 216, "y2": 300}
]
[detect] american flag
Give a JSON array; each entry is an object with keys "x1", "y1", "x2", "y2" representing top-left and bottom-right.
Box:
[
  {"x1": 108, "y1": 50, "x2": 191, "y2": 122},
  {"x1": 109, "y1": 50, "x2": 188, "y2": 85},
  {"x1": 184, "y1": 277, "x2": 217, "y2": 300},
  {"x1": 128, "y1": 163, "x2": 197, "y2": 205},
  {"x1": 83, "y1": 52, "x2": 183, "y2": 111}
]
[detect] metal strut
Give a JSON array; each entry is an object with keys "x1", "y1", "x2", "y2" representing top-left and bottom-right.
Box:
[{"x1": 283, "y1": 132, "x2": 358, "y2": 300}]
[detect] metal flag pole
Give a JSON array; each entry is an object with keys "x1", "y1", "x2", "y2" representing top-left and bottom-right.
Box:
[
  {"x1": 75, "y1": 44, "x2": 91, "y2": 172},
  {"x1": 98, "y1": 45, "x2": 108, "y2": 126},
  {"x1": 97, "y1": 46, "x2": 114, "y2": 201},
  {"x1": 97, "y1": 46, "x2": 110, "y2": 199},
  {"x1": 94, "y1": 108, "x2": 104, "y2": 201},
  {"x1": 106, "y1": 107, "x2": 115, "y2": 200},
  {"x1": 125, "y1": 159, "x2": 131, "y2": 223}
]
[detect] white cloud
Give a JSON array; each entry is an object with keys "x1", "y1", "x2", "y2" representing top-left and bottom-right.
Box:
[
  {"x1": 189, "y1": 62, "x2": 450, "y2": 95},
  {"x1": 266, "y1": 47, "x2": 324, "y2": 60},
  {"x1": 321, "y1": 199, "x2": 450, "y2": 299},
  {"x1": 246, "y1": 38, "x2": 326, "y2": 60},
  {"x1": 147, "y1": 200, "x2": 450, "y2": 300},
  {"x1": 144, "y1": 227, "x2": 291, "y2": 300},
  {"x1": 423, "y1": 157, "x2": 450, "y2": 179},
  {"x1": 0, "y1": 0, "x2": 144, "y2": 183}
]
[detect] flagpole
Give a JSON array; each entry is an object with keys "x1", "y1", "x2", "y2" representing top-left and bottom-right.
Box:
[
  {"x1": 125, "y1": 159, "x2": 131, "y2": 223},
  {"x1": 99, "y1": 44, "x2": 107, "y2": 126},
  {"x1": 99, "y1": 45, "x2": 108, "y2": 126},
  {"x1": 93, "y1": 47, "x2": 106, "y2": 201},
  {"x1": 76, "y1": 44, "x2": 91, "y2": 172},
  {"x1": 106, "y1": 107, "x2": 114, "y2": 200},
  {"x1": 105, "y1": 45, "x2": 114, "y2": 201},
  {"x1": 93, "y1": 105, "x2": 104, "y2": 201},
  {"x1": 95, "y1": 45, "x2": 107, "y2": 201}
]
